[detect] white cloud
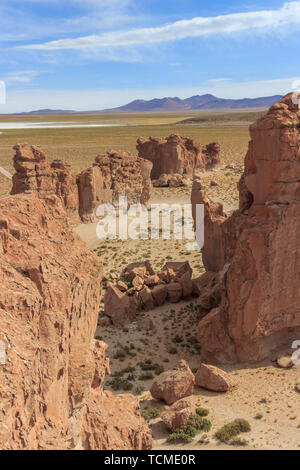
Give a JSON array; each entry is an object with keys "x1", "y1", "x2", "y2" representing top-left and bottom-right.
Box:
[
  {"x1": 0, "y1": 76, "x2": 298, "y2": 113},
  {"x1": 4, "y1": 70, "x2": 38, "y2": 84},
  {"x1": 19, "y1": 2, "x2": 300, "y2": 51}
]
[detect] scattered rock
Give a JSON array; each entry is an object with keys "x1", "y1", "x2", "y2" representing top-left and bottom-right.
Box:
[
  {"x1": 195, "y1": 364, "x2": 235, "y2": 392},
  {"x1": 150, "y1": 360, "x2": 195, "y2": 405}
]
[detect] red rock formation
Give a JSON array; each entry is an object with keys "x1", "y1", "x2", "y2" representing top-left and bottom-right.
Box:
[
  {"x1": 203, "y1": 142, "x2": 221, "y2": 170},
  {"x1": 137, "y1": 134, "x2": 221, "y2": 179},
  {"x1": 0, "y1": 193, "x2": 152, "y2": 449},
  {"x1": 77, "y1": 151, "x2": 152, "y2": 222},
  {"x1": 51, "y1": 160, "x2": 80, "y2": 221},
  {"x1": 10, "y1": 144, "x2": 152, "y2": 224},
  {"x1": 192, "y1": 94, "x2": 300, "y2": 363},
  {"x1": 11, "y1": 144, "x2": 79, "y2": 222},
  {"x1": 11, "y1": 143, "x2": 56, "y2": 197}
]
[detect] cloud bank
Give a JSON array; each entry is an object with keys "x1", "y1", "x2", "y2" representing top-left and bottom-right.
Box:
[{"x1": 20, "y1": 2, "x2": 300, "y2": 51}]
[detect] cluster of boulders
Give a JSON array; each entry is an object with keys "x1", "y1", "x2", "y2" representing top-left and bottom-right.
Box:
[
  {"x1": 191, "y1": 93, "x2": 300, "y2": 363},
  {"x1": 149, "y1": 360, "x2": 234, "y2": 431},
  {"x1": 102, "y1": 261, "x2": 201, "y2": 327},
  {"x1": 11, "y1": 144, "x2": 153, "y2": 224},
  {"x1": 137, "y1": 135, "x2": 221, "y2": 186}
]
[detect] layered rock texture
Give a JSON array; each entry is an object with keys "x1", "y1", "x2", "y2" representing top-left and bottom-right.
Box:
[
  {"x1": 1, "y1": 168, "x2": 152, "y2": 448},
  {"x1": 192, "y1": 94, "x2": 300, "y2": 363},
  {"x1": 11, "y1": 144, "x2": 152, "y2": 224},
  {"x1": 77, "y1": 151, "x2": 153, "y2": 222},
  {"x1": 136, "y1": 135, "x2": 221, "y2": 182}
]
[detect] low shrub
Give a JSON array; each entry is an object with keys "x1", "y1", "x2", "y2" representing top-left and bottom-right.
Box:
[{"x1": 215, "y1": 419, "x2": 251, "y2": 444}]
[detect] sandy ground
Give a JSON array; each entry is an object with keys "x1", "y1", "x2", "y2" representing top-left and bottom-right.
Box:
[{"x1": 75, "y1": 166, "x2": 300, "y2": 451}]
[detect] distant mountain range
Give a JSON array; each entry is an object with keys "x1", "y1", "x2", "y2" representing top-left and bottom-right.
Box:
[
  {"x1": 10, "y1": 94, "x2": 283, "y2": 115},
  {"x1": 102, "y1": 94, "x2": 283, "y2": 112}
]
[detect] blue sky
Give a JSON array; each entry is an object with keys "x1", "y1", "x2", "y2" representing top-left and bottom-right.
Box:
[{"x1": 1, "y1": 0, "x2": 300, "y2": 112}]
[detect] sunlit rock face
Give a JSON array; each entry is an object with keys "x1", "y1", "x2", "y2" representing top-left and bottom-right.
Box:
[{"x1": 192, "y1": 94, "x2": 300, "y2": 363}]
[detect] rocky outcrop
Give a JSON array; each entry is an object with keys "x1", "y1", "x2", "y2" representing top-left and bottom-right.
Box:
[
  {"x1": 78, "y1": 151, "x2": 153, "y2": 222},
  {"x1": 11, "y1": 144, "x2": 152, "y2": 224},
  {"x1": 0, "y1": 192, "x2": 152, "y2": 449},
  {"x1": 51, "y1": 160, "x2": 80, "y2": 222},
  {"x1": 192, "y1": 94, "x2": 300, "y2": 363},
  {"x1": 11, "y1": 144, "x2": 80, "y2": 222},
  {"x1": 150, "y1": 360, "x2": 195, "y2": 405},
  {"x1": 11, "y1": 143, "x2": 56, "y2": 197},
  {"x1": 137, "y1": 135, "x2": 221, "y2": 180}
]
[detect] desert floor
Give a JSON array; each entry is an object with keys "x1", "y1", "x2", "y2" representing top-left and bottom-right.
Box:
[{"x1": 78, "y1": 166, "x2": 300, "y2": 451}]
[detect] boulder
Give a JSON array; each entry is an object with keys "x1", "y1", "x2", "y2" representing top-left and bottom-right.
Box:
[
  {"x1": 104, "y1": 285, "x2": 136, "y2": 327},
  {"x1": 195, "y1": 364, "x2": 235, "y2": 392},
  {"x1": 150, "y1": 360, "x2": 195, "y2": 405},
  {"x1": 144, "y1": 274, "x2": 160, "y2": 287},
  {"x1": 152, "y1": 285, "x2": 168, "y2": 306},
  {"x1": 277, "y1": 356, "x2": 294, "y2": 369},
  {"x1": 160, "y1": 400, "x2": 195, "y2": 431},
  {"x1": 139, "y1": 286, "x2": 155, "y2": 311},
  {"x1": 178, "y1": 272, "x2": 193, "y2": 299},
  {"x1": 137, "y1": 317, "x2": 155, "y2": 331},
  {"x1": 158, "y1": 268, "x2": 176, "y2": 284},
  {"x1": 162, "y1": 261, "x2": 193, "y2": 279},
  {"x1": 167, "y1": 283, "x2": 183, "y2": 303}
]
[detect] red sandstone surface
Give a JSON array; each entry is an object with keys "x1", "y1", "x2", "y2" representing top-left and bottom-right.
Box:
[{"x1": 193, "y1": 94, "x2": 300, "y2": 363}]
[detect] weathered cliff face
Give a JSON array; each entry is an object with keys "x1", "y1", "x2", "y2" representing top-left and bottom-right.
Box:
[
  {"x1": 0, "y1": 193, "x2": 152, "y2": 449},
  {"x1": 193, "y1": 94, "x2": 300, "y2": 363},
  {"x1": 77, "y1": 151, "x2": 152, "y2": 222},
  {"x1": 137, "y1": 134, "x2": 221, "y2": 180}
]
